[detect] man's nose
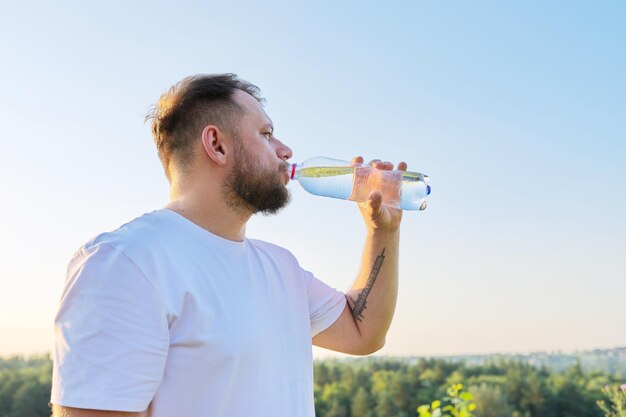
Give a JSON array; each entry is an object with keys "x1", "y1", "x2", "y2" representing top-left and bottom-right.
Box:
[{"x1": 274, "y1": 138, "x2": 293, "y2": 161}]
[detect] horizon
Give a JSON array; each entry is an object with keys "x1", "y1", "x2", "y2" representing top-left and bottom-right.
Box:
[{"x1": 4, "y1": 344, "x2": 626, "y2": 361}]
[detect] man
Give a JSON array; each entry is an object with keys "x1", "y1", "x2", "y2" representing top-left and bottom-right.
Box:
[{"x1": 51, "y1": 74, "x2": 406, "y2": 417}]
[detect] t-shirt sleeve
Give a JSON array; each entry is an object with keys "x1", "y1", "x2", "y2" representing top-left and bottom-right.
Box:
[
  {"x1": 51, "y1": 242, "x2": 170, "y2": 412},
  {"x1": 303, "y1": 270, "x2": 347, "y2": 337}
]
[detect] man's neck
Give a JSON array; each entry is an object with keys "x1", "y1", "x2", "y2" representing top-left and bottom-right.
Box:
[{"x1": 166, "y1": 183, "x2": 251, "y2": 242}]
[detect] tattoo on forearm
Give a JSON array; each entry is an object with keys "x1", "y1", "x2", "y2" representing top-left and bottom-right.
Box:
[{"x1": 348, "y1": 248, "x2": 386, "y2": 322}]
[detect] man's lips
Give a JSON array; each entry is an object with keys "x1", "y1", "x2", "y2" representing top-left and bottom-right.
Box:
[{"x1": 280, "y1": 162, "x2": 291, "y2": 184}]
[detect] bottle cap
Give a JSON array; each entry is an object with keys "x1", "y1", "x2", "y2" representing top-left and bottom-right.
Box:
[{"x1": 290, "y1": 163, "x2": 297, "y2": 179}]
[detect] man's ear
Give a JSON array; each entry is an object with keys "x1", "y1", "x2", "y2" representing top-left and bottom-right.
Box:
[{"x1": 201, "y1": 125, "x2": 230, "y2": 166}]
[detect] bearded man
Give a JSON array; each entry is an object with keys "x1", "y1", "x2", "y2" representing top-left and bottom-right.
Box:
[{"x1": 50, "y1": 74, "x2": 406, "y2": 417}]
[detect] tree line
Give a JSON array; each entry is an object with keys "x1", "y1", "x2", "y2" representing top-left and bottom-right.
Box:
[
  {"x1": 0, "y1": 354, "x2": 623, "y2": 416},
  {"x1": 313, "y1": 357, "x2": 623, "y2": 417}
]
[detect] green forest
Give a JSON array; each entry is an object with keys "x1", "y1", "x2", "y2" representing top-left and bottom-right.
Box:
[
  {"x1": 0, "y1": 355, "x2": 51, "y2": 417},
  {"x1": 312, "y1": 356, "x2": 624, "y2": 417},
  {"x1": 1, "y1": 352, "x2": 625, "y2": 417}
]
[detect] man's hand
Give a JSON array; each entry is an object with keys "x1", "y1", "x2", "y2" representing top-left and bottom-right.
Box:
[{"x1": 351, "y1": 156, "x2": 406, "y2": 232}]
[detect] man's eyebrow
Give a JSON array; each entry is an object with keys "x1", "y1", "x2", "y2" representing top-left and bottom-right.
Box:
[{"x1": 262, "y1": 123, "x2": 274, "y2": 132}]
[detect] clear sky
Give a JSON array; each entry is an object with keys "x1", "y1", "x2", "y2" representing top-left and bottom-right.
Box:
[{"x1": 1, "y1": 1, "x2": 624, "y2": 358}]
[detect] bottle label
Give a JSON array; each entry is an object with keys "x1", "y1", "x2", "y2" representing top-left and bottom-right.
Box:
[{"x1": 349, "y1": 166, "x2": 402, "y2": 206}]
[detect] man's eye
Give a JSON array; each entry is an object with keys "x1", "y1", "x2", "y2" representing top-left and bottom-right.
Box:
[{"x1": 264, "y1": 132, "x2": 272, "y2": 140}]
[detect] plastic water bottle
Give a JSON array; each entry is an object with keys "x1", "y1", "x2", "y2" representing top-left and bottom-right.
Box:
[{"x1": 289, "y1": 157, "x2": 431, "y2": 211}]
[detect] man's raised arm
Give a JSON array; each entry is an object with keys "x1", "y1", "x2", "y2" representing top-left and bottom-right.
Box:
[{"x1": 313, "y1": 157, "x2": 405, "y2": 355}]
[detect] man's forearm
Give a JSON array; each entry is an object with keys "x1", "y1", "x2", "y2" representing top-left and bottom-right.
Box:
[
  {"x1": 345, "y1": 228, "x2": 400, "y2": 350},
  {"x1": 52, "y1": 405, "x2": 141, "y2": 417}
]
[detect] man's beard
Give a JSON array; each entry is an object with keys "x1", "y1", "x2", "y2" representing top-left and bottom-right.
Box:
[{"x1": 224, "y1": 143, "x2": 291, "y2": 215}]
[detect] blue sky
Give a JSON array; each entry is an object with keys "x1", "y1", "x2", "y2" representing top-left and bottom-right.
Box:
[{"x1": 1, "y1": 1, "x2": 624, "y2": 357}]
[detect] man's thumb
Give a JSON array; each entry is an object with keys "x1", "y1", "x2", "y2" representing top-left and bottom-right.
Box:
[{"x1": 368, "y1": 190, "x2": 383, "y2": 210}]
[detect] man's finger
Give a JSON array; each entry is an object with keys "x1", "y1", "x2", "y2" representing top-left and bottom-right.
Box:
[
  {"x1": 397, "y1": 161, "x2": 407, "y2": 171},
  {"x1": 351, "y1": 156, "x2": 364, "y2": 166}
]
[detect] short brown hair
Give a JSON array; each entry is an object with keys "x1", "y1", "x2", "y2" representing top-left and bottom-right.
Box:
[{"x1": 146, "y1": 73, "x2": 264, "y2": 180}]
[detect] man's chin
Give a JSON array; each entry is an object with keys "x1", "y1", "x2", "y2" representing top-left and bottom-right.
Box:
[{"x1": 255, "y1": 190, "x2": 291, "y2": 216}]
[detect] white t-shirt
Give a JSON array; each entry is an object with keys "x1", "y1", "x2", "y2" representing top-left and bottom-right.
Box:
[{"x1": 51, "y1": 209, "x2": 346, "y2": 417}]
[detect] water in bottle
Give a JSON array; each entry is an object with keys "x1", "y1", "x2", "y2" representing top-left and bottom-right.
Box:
[{"x1": 289, "y1": 157, "x2": 431, "y2": 211}]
